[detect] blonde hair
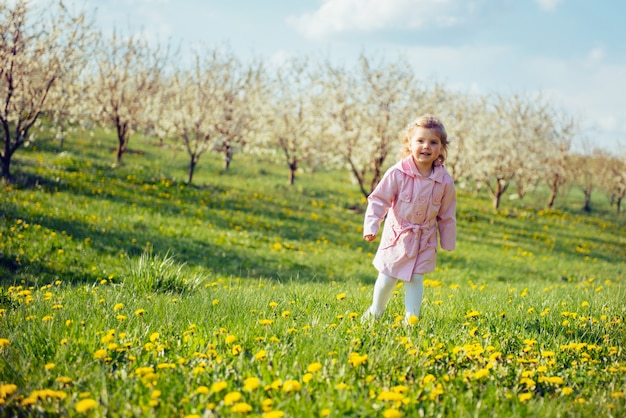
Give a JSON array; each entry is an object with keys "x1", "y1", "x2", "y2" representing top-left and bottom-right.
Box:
[{"x1": 399, "y1": 114, "x2": 449, "y2": 163}]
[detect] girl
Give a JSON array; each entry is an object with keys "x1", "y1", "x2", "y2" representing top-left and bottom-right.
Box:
[{"x1": 362, "y1": 114, "x2": 456, "y2": 324}]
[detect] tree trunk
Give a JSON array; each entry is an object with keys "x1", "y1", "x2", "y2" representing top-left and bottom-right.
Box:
[
  {"x1": 116, "y1": 123, "x2": 129, "y2": 165},
  {"x1": 547, "y1": 187, "x2": 558, "y2": 209},
  {"x1": 188, "y1": 157, "x2": 197, "y2": 184},
  {"x1": 1, "y1": 156, "x2": 10, "y2": 182},
  {"x1": 616, "y1": 197, "x2": 622, "y2": 215},
  {"x1": 223, "y1": 146, "x2": 232, "y2": 171},
  {"x1": 289, "y1": 161, "x2": 297, "y2": 185},
  {"x1": 582, "y1": 188, "x2": 592, "y2": 213}
]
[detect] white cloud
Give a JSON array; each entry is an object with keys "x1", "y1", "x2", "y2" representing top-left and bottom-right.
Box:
[
  {"x1": 535, "y1": 0, "x2": 564, "y2": 12},
  {"x1": 286, "y1": 0, "x2": 467, "y2": 40}
]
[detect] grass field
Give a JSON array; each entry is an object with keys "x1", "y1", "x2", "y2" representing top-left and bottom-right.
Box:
[{"x1": 1, "y1": 131, "x2": 625, "y2": 417}]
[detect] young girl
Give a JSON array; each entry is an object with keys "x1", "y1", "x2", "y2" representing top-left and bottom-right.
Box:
[{"x1": 362, "y1": 114, "x2": 456, "y2": 324}]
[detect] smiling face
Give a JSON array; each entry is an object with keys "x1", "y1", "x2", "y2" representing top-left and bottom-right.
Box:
[{"x1": 409, "y1": 127, "x2": 442, "y2": 174}]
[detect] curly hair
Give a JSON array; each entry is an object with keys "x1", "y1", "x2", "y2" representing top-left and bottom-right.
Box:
[{"x1": 399, "y1": 114, "x2": 449, "y2": 163}]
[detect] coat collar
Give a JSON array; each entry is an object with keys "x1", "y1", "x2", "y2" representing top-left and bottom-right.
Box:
[{"x1": 399, "y1": 156, "x2": 446, "y2": 182}]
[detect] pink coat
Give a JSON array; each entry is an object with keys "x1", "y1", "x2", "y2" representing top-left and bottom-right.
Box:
[{"x1": 363, "y1": 156, "x2": 456, "y2": 281}]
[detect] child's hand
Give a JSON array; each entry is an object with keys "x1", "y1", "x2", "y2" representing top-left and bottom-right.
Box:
[{"x1": 364, "y1": 234, "x2": 376, "y2": 242}]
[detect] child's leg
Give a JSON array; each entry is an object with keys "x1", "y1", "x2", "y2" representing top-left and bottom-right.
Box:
[
  {"x1": 404, "y1": 273, "x2": 424, "y2": 322},
  {"x1": 363, "y1": 272, "x2": 397, "y2": 319}
]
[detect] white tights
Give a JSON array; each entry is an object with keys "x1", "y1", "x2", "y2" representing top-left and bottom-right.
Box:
[{"x1": 364, "y1": 272, "x2": 424, "y2": 322}]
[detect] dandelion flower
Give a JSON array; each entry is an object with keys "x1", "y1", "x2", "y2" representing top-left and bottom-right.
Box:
[
  {"x1": 263, "y1": 411, "x2": 285, "y2": 418},
  {"x1": 407, "y1": 315, "x2": 419, "y2": 325},
  {"x1": 0, "y1": 384, "x2": 18, "y2": 398},
  {"x1": 382, "y1": 409, "x2": 403, "y2": 418},
  {"x1": 134, "y1": 309, "x2": 146, "y2": 316},
  {"x1": 225, "y1": 335, "x2": 237, "y2": 344},
  {"x1": 224, "y1": 391, "x2": 242, "y2": 406},
  {"x1": 211, "y1": 381, "x2": 228, "y2": 393},
  {"x1": 244, "y1": 377, "x2": 261, "y2": 391},
  {"x1": 93, "y1": 349, "x2": 107, "y2": 360},
  {"x1": 282, "y1": 380, "x2": 301, "y2": 392},
  {"x1": 0, "y1": 338, "x2": 10, "y2": 348},
  {"x1": 377, "y1": 391, "x2": 405, "y2": 402},
  {"x1": 254, "y1": 349, "x2": 267, "y2": 361},
  {"x1": 195, "y1": 386, "x2": 210, "y2": 395},
  {"x1": 75, "y1": 399, "x2": 98, "y2": 413},
  {"x1": 307, "y1": 362, "x2": 322, "y2": 373},
  {"x1": 113, "y1": 303, "x2": 124, "y2": 311},
  {"x1": 348, "y1": 352, "x2": 367, "y2": 367},
  {"x1": 336, "y1": 293, "x2": 346, "y2": 300},
  {"x1": 231, "y1": 402, "x2": 252, "y2": 413},
  {"x1": 518, "y1": 392, "x2": 532, "y2": 402}
]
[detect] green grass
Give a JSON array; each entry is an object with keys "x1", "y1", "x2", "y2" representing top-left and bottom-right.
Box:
[{"x1": 0, "y1": 131, "x2": 625, "y2": 417}]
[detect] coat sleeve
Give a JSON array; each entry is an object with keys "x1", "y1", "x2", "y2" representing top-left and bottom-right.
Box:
[
  {"x1": 437, "y1": 178, "x2": 456, "y2": 250},
  {"x1": 363, "y1": 169, "x2": 398, "y2": 237}
]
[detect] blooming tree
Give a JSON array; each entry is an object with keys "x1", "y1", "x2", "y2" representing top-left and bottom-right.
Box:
[
  {"x1": 256, "y1": 56, "x2": 323, "y2": 185},
  {"x1": 90, "y1": 30, "x2": 165, "y2": 166},
  {"x1": 163, "y1": 48, "x2": 238, "y2": 184},
  {"x1": 211, "y1": 57, "x2": 265, "y2": 171},
  {"x1": 322, "y1": 55, "x2": 416, "y2": 197},
  {"x1": 543, "y1": 111, "x2": 577, "y2": 209},
  {"x1": 0, "y1": 0, "x2": 91, "y2": 181}
]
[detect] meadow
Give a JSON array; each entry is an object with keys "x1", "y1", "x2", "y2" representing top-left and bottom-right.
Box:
[{"x1": 0, "y1": 131, "x2": 625, "y2": 417}]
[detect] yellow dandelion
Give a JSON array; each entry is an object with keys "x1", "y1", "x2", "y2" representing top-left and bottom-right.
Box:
[
  {"x1": 259, "y1": 319, "x2": 274, "y2": 326},
  {"x1": 307, "y1": 362, "x2": 322, "y2": 373},
  {"x1": 407, "y1": 315, "x2": 419, "y2": 325},
  {"x1": 224, "y1": 391, "x2": 242, "y2": 406},
  {"x1": 0, "y1": 338, "x2": 10, "y2": 348},
  {"x1": 320, "y1": 409, "x2": 332, "y2": 417},
  {"x1": 134, "y1": 309, "x2": 146, "y2": 316},
  {"x1": 282, "y1": 380, "x2": 301, "y2": 392},
  {"x1": 75, "y1": 398, "x2": 98, "y2": 413},
  {"x1": 0, "y1": 383, "x2": 18, "y2": 398},
  {"x1": 113, "y1": 303, "x2": 124, "y2": 311},
  {"x1": 244, "y1": 377, "x2": 261, "y2": 391},
  {"x1": 377, "y1": 391, "x2": 404, "y2": 402},
  {"x1": 269, "y1": 301, "x2": 278, "y2": 308},
  {"x1": 336, "y1": 293, "x2": 347, "y2": 300},
  {"x1": 93, "y1": 349, "x2": 107, "y2": 360},
  {"x1": 348, "y1": 352, "x2": 367, "y2": 367},
  {"x1": 518, "y1": 392, "x2": 532, "y2": 402},
  {"x1": 263, "y1": 411, "x2": 285, "y2": 418},
  {"x1": 473, "y1": 368, "x2": 490, "y2": 380},
  {"x1": 382, "y1": 409, "x2": 403, "y2": 418},
  {"x1": 211, "y1": 381, "x2": 228, "y2": 393},
  {"x1": 561, "y1": 387, "x2": 574, "y2": 395},
  {"x1": 254, "y1": 349, "x2": 267, "y2": 361},
  {"x1": 302, "y1": 373, "x2": 313, "y2": 383},
  {"x1": 225, "y1": 335, "x2": 237, "y2": 344},
  {"x1": 281, "y1": 310, "x2": 291, "y2": 318},
  {"x1": 45, "y1": 363, "x2": 55, "y2": 371},
  {"x1": 231, "y1": 402, "x2": 252, "y2": 413},
  {"x1": 195, "y1": 386, "x2": 210, "y2": 395},
  {"x1": 464, "y1": 310, "x2": 480, "y2": 319},
  {"x1": 232, "y1": 345, "x2": 243, "y2": 355}
]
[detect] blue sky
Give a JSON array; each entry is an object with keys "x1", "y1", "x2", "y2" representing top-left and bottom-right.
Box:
[{"x1": 67, "y1": 0, "x2": 626, "y2": 153}]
